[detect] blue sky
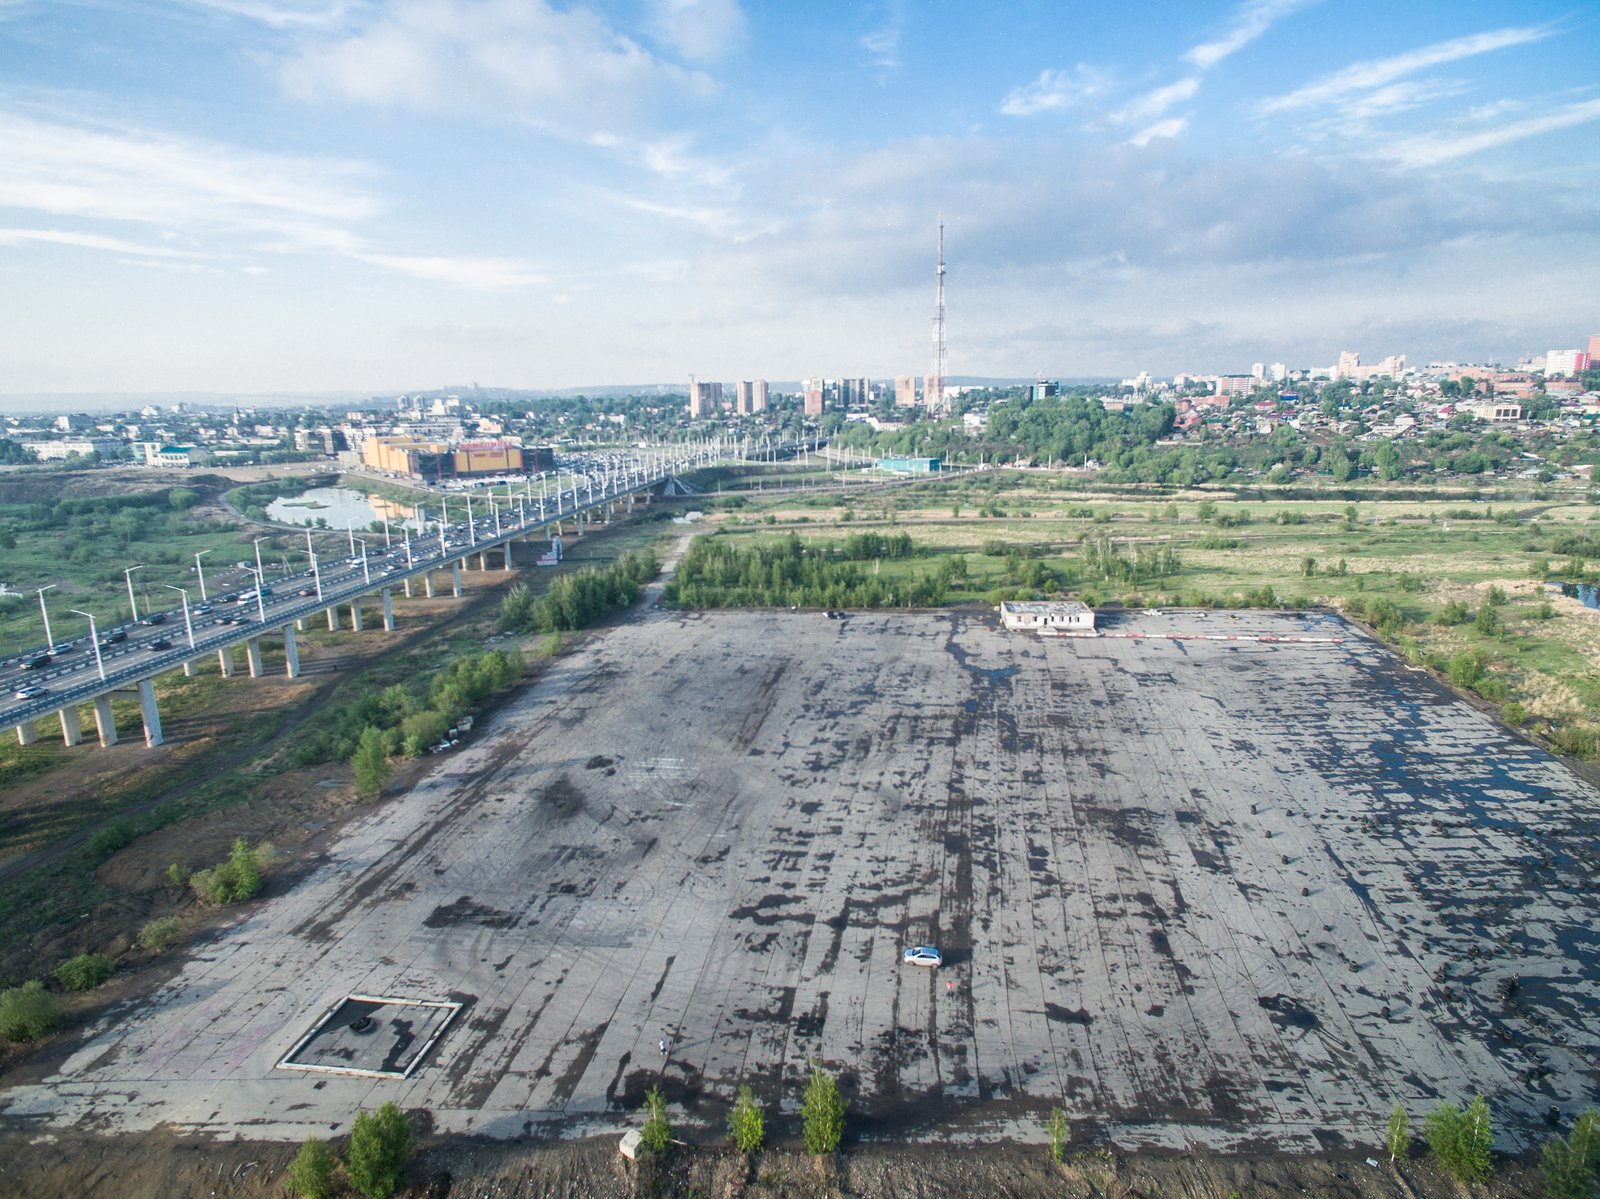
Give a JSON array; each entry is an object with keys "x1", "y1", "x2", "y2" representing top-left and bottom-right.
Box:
[{"x1": 1, "y1": 0, "x2": 1596, "y2": 394}]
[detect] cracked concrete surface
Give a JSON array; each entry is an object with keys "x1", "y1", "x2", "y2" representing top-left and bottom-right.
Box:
[{"x1": 3, "y1": 607, "x2": 1596, "y2": 1151}]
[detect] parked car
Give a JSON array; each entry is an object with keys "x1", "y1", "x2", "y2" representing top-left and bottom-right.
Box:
[{"x1": 903, "y1": 946, "x2": 943, "y2": 968}]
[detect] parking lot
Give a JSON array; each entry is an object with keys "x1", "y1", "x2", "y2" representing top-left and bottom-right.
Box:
[{"x1": 4, "y1": 607, "x2": 1596, "y2": 1151}]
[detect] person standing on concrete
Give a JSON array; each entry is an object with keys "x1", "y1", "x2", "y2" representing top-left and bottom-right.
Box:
[{"x1": 659, "y1": 1038, "x2": 668, "y2": 1057}]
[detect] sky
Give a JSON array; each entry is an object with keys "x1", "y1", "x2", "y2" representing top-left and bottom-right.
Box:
[{"x1": 0, "y1": 0, "x2": 1597, "y2": 397}]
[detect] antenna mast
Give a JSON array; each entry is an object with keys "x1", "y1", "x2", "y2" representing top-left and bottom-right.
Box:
[{"x1": 930, "y1": 213, "x2": 947, "y2": 411}]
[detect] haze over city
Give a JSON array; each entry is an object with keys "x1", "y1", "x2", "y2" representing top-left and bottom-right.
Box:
[{"x1": 2, "y1": 0, "x2": 1597, "y2": 397}]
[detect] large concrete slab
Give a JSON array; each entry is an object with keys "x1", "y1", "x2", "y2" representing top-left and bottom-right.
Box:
[{"x1": 4, "y1": 608, "x2": 1597, "y2": 1151}]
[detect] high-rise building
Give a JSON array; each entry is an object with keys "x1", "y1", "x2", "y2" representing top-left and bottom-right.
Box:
[
  {"x1": 1270, "y1": 363, "x2": 1288, "y2": 382},
  {"x1": 1546, "y1": 349, "x2": 1591, "y2": 377},
  {"x1": 1252, "y1": 363, "x2": 1265, "y2": 380},
  {"x1": 895, "y1": 376, "x2": 917, "y2": 407},
  {"x1": 804, "y1": 388, "x2": 824, "y2": 416},
  {"x1": 736, "y1": 381, "x2": 755, "y2": 416},
  {"x1": 1028, "y1": 381, "x2": 1060, "y2": 401},
  {"x1": 1337, "y1": 351, "x2": 1361, "y2": 380},
  {"x1": 924, "y1": 375, "x2": 945, "y2": 407},
  {"x1": 689, "y1": 380, "x2": 721, "y2": 417},
  {"x1": 840, "y1": 378, "x2": 868, "y2": 406},
  {"x1": 752, "y1": 380, "x2": 768, "y2": 412},
  {"x1": 1588, "y1": 334, "x2": 1600, "y2": 363}
]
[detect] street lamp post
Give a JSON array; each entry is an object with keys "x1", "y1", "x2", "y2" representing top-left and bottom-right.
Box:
[
  {"x1": 124, "y1": 566, "x2": 145, "y2": 622},
  {"x1": 162, "y1": 585, "x2": 195, "y2": 649},
  {"x1": 466, "y1": 496, "x2": 476, "y2": 546},
  {"x1": 195, "y1": 550, "x2": 213, "y2": 601},
  {"x1": 347, "y1": 521, "x2": 356, "y2": 556},
  {"x1": 69, "y1": 610, "x2": 105, "y2": 681},
  {"x1": 356, "y1": 539, "x2": 370, "y2": 585},
  {"x1": 252, "y1": 538, "x2": 271, "y2": 622},
  {"x1": 311, "y1": 551, "x2": 323, "y2": 601},
  {"x1": 36, "y1": 585, "x2": 57, "y2": 648}
]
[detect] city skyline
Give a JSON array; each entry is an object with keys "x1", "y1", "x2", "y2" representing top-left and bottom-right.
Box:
[{"x1": 1, "y1": 0, "x2": 1596, "y2": 397}]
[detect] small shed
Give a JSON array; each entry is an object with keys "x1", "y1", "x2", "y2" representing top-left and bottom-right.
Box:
[{"x1": 999, "y1": 600, "x2": 1095, "y2": 632}]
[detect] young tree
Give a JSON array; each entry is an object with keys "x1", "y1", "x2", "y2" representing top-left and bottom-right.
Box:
[
  {"x1": 351, "y1": 727, "x2": 391, "y2": 798},
  {"x1": 1426, "y1": 1097, "x2": 1493, "y2": 1183},
  {"x1": 641, "y1": 1084, "x2": 673, "y2": 1152},
  {"x1": 286, "y1": 1136, "x2": 338, "y2": 1199},
  {"x1": 1046, "y1": 1107, "x2": 1069, "y2": 1162},
  {"x1": 1386, "y1": 1100, "x2": 1410, "y2": 1163},
  {"x1": 727, "y1": 1084, "x2": 765, "y2": 1153},
  {"x1": 344, "y1": 1101, "x2": 415, "y2": 1199},
  {"x1": 801, "y1": 1060, "x2": 846, "y2": 1155}
]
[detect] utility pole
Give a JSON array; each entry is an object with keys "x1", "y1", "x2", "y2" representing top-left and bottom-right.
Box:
[{"x1": 930, "y1": 212, "x2": 947, "y2": 414}]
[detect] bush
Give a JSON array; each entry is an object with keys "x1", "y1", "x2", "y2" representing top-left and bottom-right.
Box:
[
  {"x1": 0, "y1": 980, "x2": 62, "y2": 1041},
  {"x1": 190, "y1": 838, "x2": 265, "y2": 906},
  {"x1": 1474, "y1": 604, "x2": 1498, "y2": 635},
  {"x1": 1435, "y1": 600, "x2": 1470, "y2": 626},
  {"x1": 1447, "y1": 653, "x2": 1483, "y2": 689},
  {"x1": 400, "y1": 709, "x2": 453, "y2": 758},
  {"x1": 139, "y1": 917, "x2": 183, "y2": 949},
  {"x1": 641, "y1": 1084, "x2": 672, "y2": 1153},
  {"x1": 1425, "y1": 1097, "x2": 1493, "y2": 1183},
  {"x1": 727, "y1": 1084, "x2": 764, "y2": 1153},
  {"x1": 801, "y1": 1060, "x2": 845, "y2": 1155},
  {"x1": 53, "y1": 953, "x2": 115, "y2": 991},
  {"x1": 167, "y1": 863, "x2": 191, "y2": 887},
  {"x1": 980, "y1": 539, "x2": 1009, "y2": 556},
  {"x1": 1502, "y1": 702, "x2": 1526, "y2": 726},
  {"x1": 286, "y1": 1136, "x2": 339, "y2": 1199},
  {"x1": 87, "y1": 818, "x2": 138, "y2": 862},
  {"x1": 345, "y1": 1101, "x2": 415, "y2": 1199},
  {"x1": 351, "y1": 727, "x2": 392, "y2": 797},
  {"x1": 1476, "y1": 677, "x2": 1508, "y2": 702}
]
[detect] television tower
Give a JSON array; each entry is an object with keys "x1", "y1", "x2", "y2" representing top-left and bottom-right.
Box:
[{"x1": 929, "y1": 213, "x2": 947, "y2": 411}]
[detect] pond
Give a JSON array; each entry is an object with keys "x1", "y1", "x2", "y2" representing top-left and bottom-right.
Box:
[{"x1": 266, "y1": 487, "x2": 433, "y2": 532}]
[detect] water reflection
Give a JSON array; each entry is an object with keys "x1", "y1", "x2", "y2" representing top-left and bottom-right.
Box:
[{"x1": 266, "y1": 487, "x2": 432, "y2": 531}]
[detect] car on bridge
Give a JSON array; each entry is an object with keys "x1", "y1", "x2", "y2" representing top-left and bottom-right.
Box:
[
  {"x1": 147, "y1": 639, "x2": 174, "y2": 652},
  {"x1": 13, "y1": 685, "x2": 48, "y2": 700},
  {"x1": 21, "y1": 654, "x2": 51, "y2": 671},
  {"x1": 101, "y1": 630, "x2": 128, "y2": 646}
]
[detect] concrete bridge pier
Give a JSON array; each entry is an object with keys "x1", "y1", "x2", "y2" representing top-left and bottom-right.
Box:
[
  {"x1": 219, "y1": 646, "x2": 236, "y2": 677},
  {"x1": 183, "y1": 659, "x2": 198, "y2": 677},
  {"x1": 58, "y1": 704, "x2": 83, "y2": 747},
  {"x1": 327, "y1": 606, "x2": 339, "y2": 632},
  {"x1": 350, "y1": 599, "x2": 364, "y2": 632},
  {"x1": 296, "y1": 618, "x2": 306, "y2": 631},
  {"x1": 403, "y1": 577, "x2": 412, "y2": 597},
  {"x1": 283, "y1": 626, "x2": 300, "y2": 678},
  {"x1": 137, "y1": 678, "x2": 162, "y2": 747},
  {"x1": 93, "y1": 696, "x2": 117, "y2": 747},
  {"x1": 246, "y1": 637, "x2": 265, "y2": 678},
  {"x1": 16, "y1": 719, "x2": 37, "y2": 746},
  {"x1": 382, "y1": 589, "x2": 395, "y2": 632},
  {"x1": 424, "y1": 572, "x2": 436, "y2": 598},
  {"x1": 478, "y1": 552, "x2": 488, "y2": 571},
  {"x1": 504, "y1": 540, "x2": 513, "y2": 570},
  {"x1": 452, "y1": 562, "x2": 462, "y2": 597}
]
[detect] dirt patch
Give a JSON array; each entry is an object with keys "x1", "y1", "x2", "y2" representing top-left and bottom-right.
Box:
[{"x1": 0, "y1": 1129, "x2": 1553, "y2": 1199}]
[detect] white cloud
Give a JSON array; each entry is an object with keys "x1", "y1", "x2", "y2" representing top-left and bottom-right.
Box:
[
  {"x1": 0, "y1": 227, "x2": 197, "y2": 256},
  {"x1": 281, "y1": 0, "x2": 714, "y2": 136},
  {"x1": 0, "y1": 110, "x2": 544, "y2": 288},
  {"x1": 1128, "y1": 118, "x2": 1188, "y2": 146},
  {"x1": 1258, "y1": 26, "x2": 1548, "y2": 114},
  {"x1": 1382, "y1": 97, "x2": 1600, "y2": 167},
  {"x1": 1184, "y1": 0, "x2": 1316, "y2": 71},
  {"x1": 1000, "y1": 66, "x2": 1109, "y2": 117},
  {"x1": 0, "y1": 111, "x2": 377, "y2": 230},
  {"x1": 1112, "y1": 79, "x2": 1200, "y2": 125},
  {"x1": 183, "y1": 0, "x2": 356, "y2": 31},
  {"x1": 649, "y1": 0, "x2": 745, "y2": 60}
]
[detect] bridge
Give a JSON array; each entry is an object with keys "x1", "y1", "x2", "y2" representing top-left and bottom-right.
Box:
[{"x1": 1, "y1": 441, "x2": 792, "y2": 750}]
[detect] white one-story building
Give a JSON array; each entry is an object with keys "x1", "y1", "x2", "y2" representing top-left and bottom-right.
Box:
[{"x1": 999, "y1": 600, "x2": 1096, "y2": 632}]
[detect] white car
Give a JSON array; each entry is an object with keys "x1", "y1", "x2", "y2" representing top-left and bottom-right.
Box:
[{"x1": 903, "y1": 946, "x2": 943, "y2": 968}]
